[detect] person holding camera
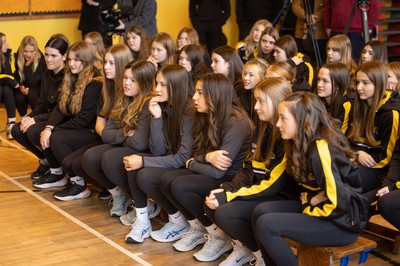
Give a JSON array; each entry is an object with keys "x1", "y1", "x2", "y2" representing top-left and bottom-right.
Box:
[
  {"x1": 78, "y1": 0, "x2": 116, "y2": 39},
  {"x1": 114, "y1": 0, "x2": 158, "y2": 38}
]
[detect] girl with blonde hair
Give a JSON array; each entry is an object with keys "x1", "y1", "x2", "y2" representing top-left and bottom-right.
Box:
[
  {"x1": 14, "y1": 35, "x2": 46, "y2": 120},
  {"x1": 52, "y1": 44, "x2": 133, "y2": 201},
  {"x1": 236, "y1": 19, "x2": 272, "y2": 63},
  {"x1": 32, "y1": 41, "x2": 103, "y2": 189},
  {"x1": 326, "y1": 34, "x2": 357, "y2": 78}
]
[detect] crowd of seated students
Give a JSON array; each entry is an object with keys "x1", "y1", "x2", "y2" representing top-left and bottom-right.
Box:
[{"x1": 2, "y1": 17, "x2": 400, "y2": 265}]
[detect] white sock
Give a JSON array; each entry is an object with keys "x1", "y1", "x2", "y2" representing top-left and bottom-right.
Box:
[
  {"x1": 205, "y1": 223, "x2": 226, "y2": 238},
  {"x1": 50, "y1": 167, "x2": 63, "y2": 175},
  {"x1": 136, "y1": 207, "x2": 148, "y2": 221},
  {"x1": 8, "y1": 117, "x2": 16, "y2": 123},
  {"x1": 168, "y1": 211, "x2": 188, "y2": 227},
  {"x1": 70, "y1": 176, "x2": 85, "y2": 186},
  {"x1": 188, "y1": 219, "x2": 205, "y2": 231},
  {"x1": 108, "y1": 186, "x2": 123, "y2": 196},
  {"x1": 20, "y1": 115, "x2": 27, "y2": 120}
]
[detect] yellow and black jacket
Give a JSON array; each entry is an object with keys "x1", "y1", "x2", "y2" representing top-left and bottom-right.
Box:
[
  {"x1": 214, "y1": 125, "x2": 298, "y2": 204},
  {"x1": 382, "y1": 138, "x2": 400, "y2": 191},
  {"x1": 299, "y1": 138, "x2": 368, "y2": 233},
  {"x1": 342, "y1": 91, "x2": 400, "y2": 169}
]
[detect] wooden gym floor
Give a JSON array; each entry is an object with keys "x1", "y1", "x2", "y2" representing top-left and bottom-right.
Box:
[{"x1": 0, "y1": 107, "x2": 399, "y2": 266}]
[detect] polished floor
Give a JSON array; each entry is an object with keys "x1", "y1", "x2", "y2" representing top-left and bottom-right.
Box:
[{"x1": 0, "y1": 107, "x2": 399, "y2": 265}]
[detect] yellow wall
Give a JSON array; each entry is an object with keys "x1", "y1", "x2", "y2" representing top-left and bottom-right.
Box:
[{"x1": 0, "y1": 0, "x2": 238, "y2": 53}]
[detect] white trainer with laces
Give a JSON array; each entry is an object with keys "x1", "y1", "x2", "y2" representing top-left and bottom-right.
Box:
[
  {"x1": 150, "y1": 221, "x2": 188, "y2": 243},
  {"x1": 193, "y1": 234, "x2": 232, "y2": 262},
  {"x1": 125, "y1": 218, "x2": 152, "y2": 243},
  {"x1": 173, "y1": 226, "x2": 207, "y2": 252},
  {"x1": 110, "y1": 193, "x2": 130, "y2": 217},
  {"x1": 219, "y1": 240, "x2": 255, "y2": 266}
]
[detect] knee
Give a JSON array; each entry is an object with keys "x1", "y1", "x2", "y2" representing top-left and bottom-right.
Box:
[
  {"x1": 11, "y1": 122, "x2": 23, "y2": 140},
  {"x1": 81, "y1": 149, "x2": 99, "y2": 174}
]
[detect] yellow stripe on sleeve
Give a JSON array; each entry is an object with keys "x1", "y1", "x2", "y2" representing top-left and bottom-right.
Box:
[
  {"x1": 225, "y1": 155, "x2": 287, "y2": 202},
  {"x1": 302, "y1": 140, "x2": 337, "y2": 217}
]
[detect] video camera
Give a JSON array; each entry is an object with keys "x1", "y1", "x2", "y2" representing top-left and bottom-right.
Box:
[{"x1": 100, "y1": 6, "x2": 132, "y2": 32}]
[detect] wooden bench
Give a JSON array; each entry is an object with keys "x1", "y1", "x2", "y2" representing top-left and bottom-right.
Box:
[
  {"x1": 286, "y1": 236, "x2": 377, "y2": 266},
  {"x1": 365, "y1": 221, "x2": 400, "y2": 255}
]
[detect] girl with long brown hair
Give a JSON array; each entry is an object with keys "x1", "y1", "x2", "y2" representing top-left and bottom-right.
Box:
[
  {"x1": 253, "y1": 92, "x2": 368, "y2": 265},
  {"x1": 32, "y1": 41, "x2": 103, "y2": 189},
  {"x1": 81, "y1": 60, "x2": 155, "y2": 217}
]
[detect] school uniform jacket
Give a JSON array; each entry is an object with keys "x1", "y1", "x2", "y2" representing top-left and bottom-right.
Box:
[
  {"x1": 47, "y1": 79, "x2": 102, "y2": 130},
  {"x1": 299, "y1": 137, "x2": 368, "y2": 233},
  {"x1": 214, "y1": 125, "x2": 299, "y2": 205},
  {"x1": 101, "y1": 101, "x2": 151, "y2": 152},
  {"x1": 187, "y1": 114, "x2": 252, "y2": 179},
  {"x1": 143, "y1": 108, "x2": 195, "y2": 169},
  {"x1": 14, "y1": 50, "x2": 46, "y2": 93},
  {"x1": 0, "y1": 49, "x2": 18, "y2": 88},
  {"x1": 28, "y1": 69, "x2": 65, "y2": 122},
  {"x1": 382, "y1": 138, "x2": 400, "y2": 191},
  {"x1": 343, "y1": 91, "x2": 400, "y2": 169}
]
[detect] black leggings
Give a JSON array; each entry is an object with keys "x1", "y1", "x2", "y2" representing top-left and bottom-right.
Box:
[
  {"x1": 1, "y1": 85, "x2": 16, "y2": 118},
  {"x1": 61, "y1": 140, "x2": 102, "y2": 178},
  {"x1": 378, "y1": 190, "x2": 400, "y2": 230},
  {"x1": 102, "y1": 147, "x2": 148, "y2": 205},
  {"x1": 81, "y1": 144, "x2": 120, "y2": 189},
  {"x1": 50, "y1": 128, "x2": 100, "y2": 165},
  {"x1": 12, "y1": 121, "x2": 46, "y2": 159},
  {"x1": 28, "y1": 124, "x2": 59, "y2": 167},
  {"x1": 205, "y1": 198, "x2": 272, "y2": 252},
  {"x1": 252, "y1": 200, "x2": 359, "y2": 266},
  {"x1": 14, "y1": 87, "x2": 39, "y2": 117},
  {"x1": 358, "y1": 166, "x2": 387, "y2": 194},
  {"x1": 137, "y1": 168, "x2": 192, "y2": 212},
  {"x1": 169, "y1": 171, "x2": 232, "y2": 226}
]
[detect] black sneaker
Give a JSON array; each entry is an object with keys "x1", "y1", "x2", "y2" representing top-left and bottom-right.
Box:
[
  {"x1": 98, "y1": 187, "x2": 112, "y2": 200},
  {"x1": 53, "y1": 181, "x2": 91, "y2": 201},
  {"x1": 33, "y1": 173, "x2": 68, "y2": 189},
  {"x1": 31, "y1": 161, "x2": 50, "y2": 180}
]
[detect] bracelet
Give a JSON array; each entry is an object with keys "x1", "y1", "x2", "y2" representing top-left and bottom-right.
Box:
[{"x1": 45, "y1": 126, "x2": 53, "y2": 132}]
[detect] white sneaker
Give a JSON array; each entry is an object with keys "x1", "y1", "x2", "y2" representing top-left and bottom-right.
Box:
[
  {"x1": 193, "y1": 234, "x2": 232, "y2": 262},
  {"x1": 125, "y1": 218, "x2": 152, "y2": 243},
  {"x1": 249, "y1": 251, "x2": 265, "y2": 266},
  {"x1": 173, "y1": 227, "x2": 206, "y2": 252},
  {"x1": 219, "y1": 240, "x2": 255, "y2": 266},
  {"x1": 150, "y1": 221, "x2": 188, "y2": 243},
  {"x1": 110, "y1": 193, "x2": 130, "y2": 217},
  {"x1": 120, "y1": 200, "x2": 162, "y2": 226}
]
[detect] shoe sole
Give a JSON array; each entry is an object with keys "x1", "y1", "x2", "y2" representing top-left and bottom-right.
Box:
[
  {"x1": 150, "y1": 228, "x2": 188, "y2": 243},
  {"x1": 173, "y1": 237, "x2": 207, "y2": 252},
  {"x1": 33, "y1": 178, "x2": 68, "y2": 189},
  {"x1": 193, "y1": 242, "x2": 233, "y2": 262},
  {"x1": 219, "y1": 253, "x2": 255, "y2": 266},
  {"x1": 53, "y1": 189, "x2": 92, "y2": 201}
]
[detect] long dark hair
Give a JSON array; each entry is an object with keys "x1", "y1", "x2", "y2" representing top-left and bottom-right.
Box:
[
  {"x1": 157, "y1": 64, "x2": 195, "y2": 154},
  {"x1": 192, "y1": 73, "x2": 252, "y2": 156},
  {"x1": 282, "y1": 92, "x2": 355, "y2": 183}
]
